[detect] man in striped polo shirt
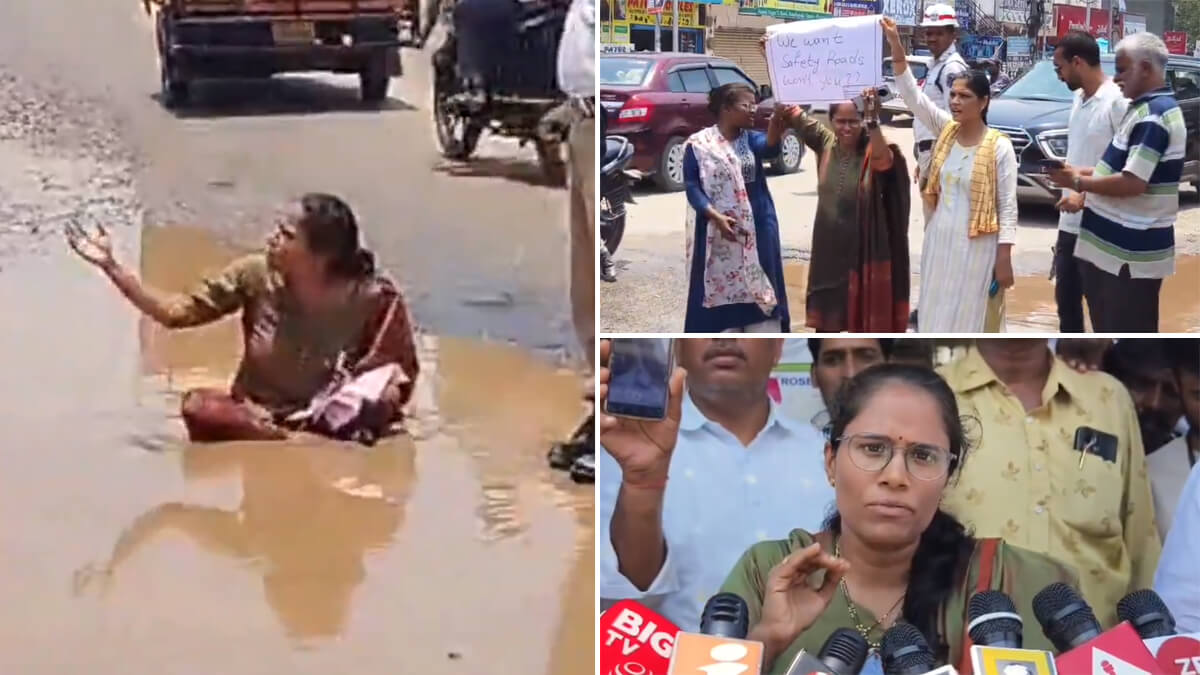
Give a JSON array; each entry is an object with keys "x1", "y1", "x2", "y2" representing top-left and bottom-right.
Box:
[{"x1": 1049, "y1": 32, "x2": 1183, "y2": 332}]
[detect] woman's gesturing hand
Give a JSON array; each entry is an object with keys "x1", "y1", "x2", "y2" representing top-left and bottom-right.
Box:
[
  {"x1": 751, "y1": 542, "x2": 851, "y2": 651},
  {"x1": 66, "y1": 221, "x2": 116, "y2": 268}
]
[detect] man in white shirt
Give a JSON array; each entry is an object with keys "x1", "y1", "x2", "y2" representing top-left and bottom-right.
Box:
[
  {"x1": 1154, "y1": 458, "x2": 1200, "y2": 632},
  {"x1": 598, "y1": 338, "x2": 835, "y2": 631},
  {"x1": 912, "y1": 3, "x2": 969, "y2": 222},
  {"x1": 1052, "y1": 30, "x2": 1129, "y2": 333}
]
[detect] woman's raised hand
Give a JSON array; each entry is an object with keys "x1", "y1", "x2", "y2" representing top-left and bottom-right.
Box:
[
  {"x1": 65, "y1": 221, "x2": 115, "y2": 268},
  {"x1": 880, "y1": 17, "x2": 903, "y2": 56},
  {"x1": 751, "y1": 542, "x2": 851, "y2": 651}
]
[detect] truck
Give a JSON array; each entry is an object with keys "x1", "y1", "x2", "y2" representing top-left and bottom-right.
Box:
[{"x1": 149, "y1": 0, "x2": 423, "y2": 108}]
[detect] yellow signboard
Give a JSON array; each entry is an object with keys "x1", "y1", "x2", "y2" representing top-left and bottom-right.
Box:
[
  {"x1": 726, "y1": 0, "x2": 832, "y2": 19},
  {"x1": 628, "y1": 0, "x2": 701, "y2": 28}
]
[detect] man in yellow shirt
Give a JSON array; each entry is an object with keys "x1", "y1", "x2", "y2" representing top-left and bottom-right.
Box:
[{"x1": 938, "y1": 339, "x2": 1161, "y2": 628}]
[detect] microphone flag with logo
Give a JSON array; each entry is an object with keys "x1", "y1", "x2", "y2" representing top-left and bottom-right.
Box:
[{"x1": 601, "y1": 599, "x2": 680, "y2": 675}]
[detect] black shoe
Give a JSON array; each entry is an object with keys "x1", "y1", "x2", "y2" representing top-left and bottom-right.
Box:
[
  {"x1": 570, "y1": 452, "x2": 595, "y2": 483},
  {"x1": 548, "y1": 414, "x2": 594, "y2": 470}
]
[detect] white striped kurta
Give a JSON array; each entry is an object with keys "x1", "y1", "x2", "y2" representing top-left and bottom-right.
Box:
[{"x1": 895, "y1": 67, "x2": 1019, "y2": 332}]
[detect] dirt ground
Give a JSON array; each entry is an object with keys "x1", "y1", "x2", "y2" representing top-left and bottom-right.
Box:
[
  {"x1": 0, "y1": 2, "x2": 593, "y2": 673},
  {"x1": 600, "y1": 121, "x2": 1200, "y2": 333}
]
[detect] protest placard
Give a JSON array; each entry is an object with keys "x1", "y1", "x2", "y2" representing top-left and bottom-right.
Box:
[{"x1": 764, "y1": 14, "x2": 882, "y2": 104}]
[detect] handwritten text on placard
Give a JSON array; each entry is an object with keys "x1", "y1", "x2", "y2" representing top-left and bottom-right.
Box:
[{"x1": 765, "y1": 15, "x2": 883, "y2": 104}]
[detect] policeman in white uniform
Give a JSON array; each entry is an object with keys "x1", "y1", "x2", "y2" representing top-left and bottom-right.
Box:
[{"x1": 913, "y1": 3, "x2": 969, "y2": 222}]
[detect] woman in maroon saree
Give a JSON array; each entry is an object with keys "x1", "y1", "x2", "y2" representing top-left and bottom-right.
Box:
[{"x1": 67, "y1": 193, "x2": 419, "y2": 444}]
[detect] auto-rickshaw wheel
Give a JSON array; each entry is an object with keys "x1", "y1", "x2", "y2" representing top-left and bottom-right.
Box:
[{"x1": 433, "y1": 80, "x2": 481, "y2": 160}]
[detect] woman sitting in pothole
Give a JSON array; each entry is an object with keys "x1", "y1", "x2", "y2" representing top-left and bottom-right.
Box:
[{"x1": 66, "y1": 193, "x2": 419, "y2": 445}]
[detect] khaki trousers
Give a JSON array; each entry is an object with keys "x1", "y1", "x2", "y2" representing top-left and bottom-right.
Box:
[{"x1": 568, "y1": 116, "x2": 595, "y2": 370}]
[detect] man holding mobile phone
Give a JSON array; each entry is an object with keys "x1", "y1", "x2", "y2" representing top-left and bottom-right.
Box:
[
  {"x1": 938, "y1": 339, "x2": 1161, "y2": 627},
  {"x1": 597, "y1": 338, "x2": 834, "y2": 632},
  {"x1": 1050, "y1": 30, "x2": 1128, "y2": 333}
]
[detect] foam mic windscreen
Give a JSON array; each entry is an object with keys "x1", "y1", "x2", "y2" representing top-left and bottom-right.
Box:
[
  {"x1": 881, "y1": 623, "x2": 936, "y2": 675},
  {"x1": 817, "y1": 628, "x2": 869, "y2": 675},
  {"x1": 1117, "y1": 589, "x2": 1177, "y2": 640},
  {"x1": 968, "y1": 590, "x2": 1024, "y2": 649},
  {"x1": 1032, "y1": 582, "x2": 1102, "y2": 652},
  {"x1": 699, "y1": 592, "x2": 750, "y2": 639}
]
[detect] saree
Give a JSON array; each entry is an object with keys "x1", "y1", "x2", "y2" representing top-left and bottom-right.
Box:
[
  {"x1": 718, "y1": 529, "x2": 1079, "y2": 674},
  {"x1": 797, "y1": 114, "x2": 911, "y2": 332}
]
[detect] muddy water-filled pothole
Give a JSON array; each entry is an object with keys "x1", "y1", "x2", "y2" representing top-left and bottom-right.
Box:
[
  {"x1": 783, "y1": 257, "x2": 1200, "y2": 332},
  {"x1": 0, "y1": 224, "x2": 594, "y2": 674}
]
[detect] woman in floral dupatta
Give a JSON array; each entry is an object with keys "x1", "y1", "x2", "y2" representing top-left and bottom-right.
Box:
[{"x1": 682, "y1": 83, "x2": 791, "y2": 333}]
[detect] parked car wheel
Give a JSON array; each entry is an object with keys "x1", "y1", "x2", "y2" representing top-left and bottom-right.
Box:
[
  {"x1": 654, "y1": 136, "x2": 687, "y2": 192},
  {"x1": 772, "y1": 129, "x2": 803, "y2": 175}
]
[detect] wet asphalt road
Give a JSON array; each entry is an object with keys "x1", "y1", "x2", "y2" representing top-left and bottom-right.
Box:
[{"x1": 0, "y1": 0, "x2": 577, "y2": 359}]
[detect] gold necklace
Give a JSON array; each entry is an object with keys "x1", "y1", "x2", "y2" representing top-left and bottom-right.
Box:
[{"x1": 834, "y1": 536, "x2": 905, "y2": 651}]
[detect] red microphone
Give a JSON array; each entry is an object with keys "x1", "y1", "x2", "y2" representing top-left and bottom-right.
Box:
[
  {"x1": 1119, "y1": 588, "x2": 1200, "y2": 675},
  {"x1": 1032, "y1": 583, "x2": 1160, "y2": 674},
  {"x1": 600, "y1": 599, "x2": 680, "y2": 675}
]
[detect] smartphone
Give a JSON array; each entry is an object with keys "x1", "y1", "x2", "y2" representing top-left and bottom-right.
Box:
[
  {"x1": 605, "y1": 338, "x2": 674, "y2": 421},
  {"x1": 1040, "y1": 159, "x2": 1065, "y2": 172},
  {"x1": 1074, "y1": 426, "x2": 1119, "y2": 464}
]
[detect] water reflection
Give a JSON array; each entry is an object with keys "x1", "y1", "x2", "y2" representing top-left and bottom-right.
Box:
[
  {"x1": 76, "y1": 439, "x2": 416, "y2": 640},
  {"x1": 783, "y1": 257, "x2": 1200, "y2": 332},
  {"x1": 0, "y1": 223, "x2": 594, "y2": 673}
]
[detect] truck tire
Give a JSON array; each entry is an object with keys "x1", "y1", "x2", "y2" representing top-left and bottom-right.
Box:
[
  {"x1": 160, "y1": 56, "x2": 190, "y2": 109},
  {"x1": 360, "y1": 54, "x2": 390, "y2": 103}
]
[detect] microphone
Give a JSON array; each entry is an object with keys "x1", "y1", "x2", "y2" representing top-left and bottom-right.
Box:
[
  {"x1": 1033, "y1": 583, "x2": 1161, "y2": 674},
  {"x1": 968, "y1": 590, "x2": 1024, "y2": 649},
  {"x1": 1117, "y1": 589, "x2": 1177, "y2": 640},
  {"x1": 600, "y1": 599, "x2": 679, "y2": 675},
  {"x1": 881, "y1": 623, "x2": 936, "y2": 675},
  {"x1": 781, "y1": 629, "x2": 870, "y2": 675},
  {"x1": 700, "y1": 592, "x2": 751, "y2": 639},
  {"x1": 669, "y1": 593, "x2": 764, "y2": 674},
  {"x1": 1032, "y1": 582, "x2": 1102, "y2": 652},
  {"x1": 968, "y1": 590, "x2": 1055, "y2": 675},
  {"x1": 817, "y1": 628, "x2": 870, "y2": 675},
  {"x1": 1118, "y1": 590, "x2": 1200, "y2": 675}
]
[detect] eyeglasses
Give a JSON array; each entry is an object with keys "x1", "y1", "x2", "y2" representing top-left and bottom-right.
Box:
[{"x1": 834, "y1": 433, "x2": 953, "y2": 481}]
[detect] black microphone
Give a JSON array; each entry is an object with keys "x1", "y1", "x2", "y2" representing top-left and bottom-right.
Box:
[
  {"x1": 699, "y1": 592, "x2": 750, "y2": 639},
  {"x1": 817, "y1": 628, "x2": 870, "y2": 675},
  {"x1": 880, "y1": 622, "x2": 936, "y2": 675},
  {"x1": 1117, "y1": 589, "x2": 1177, "y2": 639},
  {"x1": 1032, "y1": 582, "x2": 1103, "y2": 652},
  {"x1": 968, "y1": 590, "x2": 1024, "y2": 649}
]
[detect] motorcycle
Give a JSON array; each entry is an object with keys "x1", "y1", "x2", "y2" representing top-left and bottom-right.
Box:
[
  {"x1": 601, "y1": 134, "x2": 636, "y2": 257},
  {"x1": 431, "y1": 0, "x2": 568, "y2": 183}
]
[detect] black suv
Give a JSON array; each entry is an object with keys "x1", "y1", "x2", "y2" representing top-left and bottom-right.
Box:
[{"x1": 986, "y1": 54, "x2": 1200, "y2": 204}]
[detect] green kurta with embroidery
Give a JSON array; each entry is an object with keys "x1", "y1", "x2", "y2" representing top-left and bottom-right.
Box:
[{"x1": 718, "y1": 529, "x2": 1078, "y2": 673}]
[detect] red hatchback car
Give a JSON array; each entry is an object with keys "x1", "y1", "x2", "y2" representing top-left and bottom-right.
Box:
[{"x1": 600, "y1": 52, "x2": 805, "y2": 192}]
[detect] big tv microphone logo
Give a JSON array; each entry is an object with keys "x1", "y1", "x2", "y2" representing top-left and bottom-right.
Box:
[{"x1": 601, "y1": 600, "x2": 680, "y2": 675}]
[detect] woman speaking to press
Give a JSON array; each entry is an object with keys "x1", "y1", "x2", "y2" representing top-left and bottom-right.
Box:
[{"x1": 716, "y1": 365, "x2": 1077, "y2": 673}]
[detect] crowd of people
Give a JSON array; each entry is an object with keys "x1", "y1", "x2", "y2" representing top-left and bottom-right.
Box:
[
  {"x1": 598, "y1": 337, "x2": 1199, "y2": 673},
  {"x1": 677, "y1": 7, "x2": 1183, "y2": 333}
]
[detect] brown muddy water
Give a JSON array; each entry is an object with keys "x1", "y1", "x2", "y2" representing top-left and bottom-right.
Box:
[
  {"x1": 0, "y1": 225, "x2": 594, "y2": 674},
  {"x1": 784, "y1": 257, "x2": 1200, "y2": 332}
]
